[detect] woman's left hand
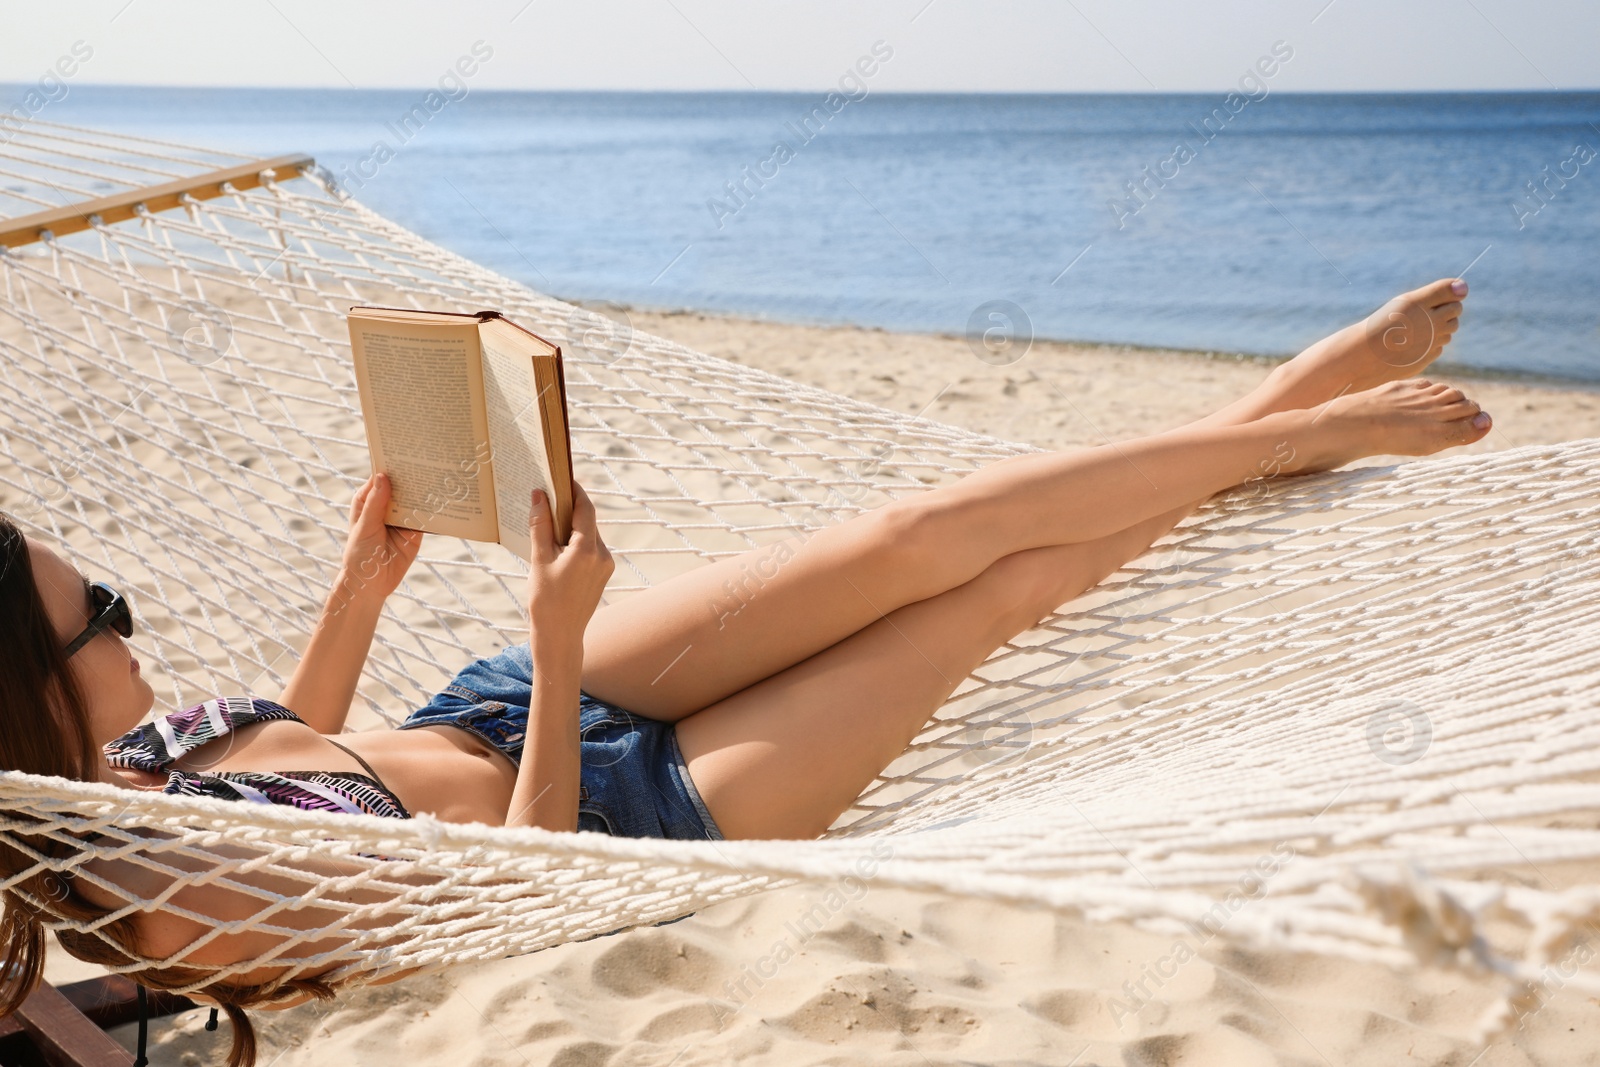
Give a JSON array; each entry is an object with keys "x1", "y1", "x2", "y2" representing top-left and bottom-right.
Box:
[{"x1": 339, "y1": 472, "x2": 423, "y2": 600}]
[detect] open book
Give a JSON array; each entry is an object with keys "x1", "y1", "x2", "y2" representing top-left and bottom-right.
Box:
[{"x1": 347, "y1": 306, "x2": 572, "y2": 561}]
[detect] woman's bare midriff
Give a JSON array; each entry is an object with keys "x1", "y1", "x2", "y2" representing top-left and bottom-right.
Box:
[
  {"x1": 337, "y1": 725, "x2": 519, "y2": 825},
  {"x1": 118, "y1": 718, "x2": 522, "y2": 826}
]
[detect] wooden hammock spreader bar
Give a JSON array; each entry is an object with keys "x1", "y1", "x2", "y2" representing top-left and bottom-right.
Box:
[
  {"x1": 0, "y1": 976, "x2": 195, "y2": 1067},
  {"x1": 0, "y1": 153, "x2": 314, "y2": 250},
  {"x1": 0, "y1": 983, "x2": 127, "y2": 1067}
]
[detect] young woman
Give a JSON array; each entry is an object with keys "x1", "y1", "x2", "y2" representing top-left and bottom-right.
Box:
[{"x1": 1, "y1": 279, "x2": 1485, "y2": 1063}]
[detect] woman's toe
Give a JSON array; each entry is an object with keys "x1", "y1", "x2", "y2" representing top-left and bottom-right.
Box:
[{"x1": 1415, "y1": 278, "x2": 1464, "y2": 307}]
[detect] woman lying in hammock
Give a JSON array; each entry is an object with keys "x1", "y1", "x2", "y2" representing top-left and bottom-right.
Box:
[{"x1": 1, "y1": 279, "x2": 1486, "y2": 1058}]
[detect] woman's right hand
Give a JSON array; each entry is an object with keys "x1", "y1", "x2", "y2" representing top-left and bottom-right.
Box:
[{"x1": 526, "y1": 482, "x2": 613, "y2": 661}]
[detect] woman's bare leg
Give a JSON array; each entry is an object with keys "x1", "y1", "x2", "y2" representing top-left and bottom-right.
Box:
[
  {"x1": 678, "y1": 289, "x2": 1481, "y2": 840},
  {"x1": 674, "y1": 503, "x2": 1208, "y2": 840},
  {"x1": 584, "y1": 281, "x2": 1476, "y2": 720}
]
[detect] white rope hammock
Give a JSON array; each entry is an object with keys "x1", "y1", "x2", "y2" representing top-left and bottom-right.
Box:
[{"x1": 2, "y1": 120, "x2": 1597, "y2": 1038}]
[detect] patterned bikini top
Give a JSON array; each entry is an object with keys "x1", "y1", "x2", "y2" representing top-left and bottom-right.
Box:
[{"x1": 103, "y1": 695, "x2": 411, "y2": 820}]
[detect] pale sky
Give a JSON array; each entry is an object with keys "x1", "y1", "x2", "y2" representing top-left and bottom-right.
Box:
[{"x1": 1, "y1": 0, "x2": 1596, "y2": 93}]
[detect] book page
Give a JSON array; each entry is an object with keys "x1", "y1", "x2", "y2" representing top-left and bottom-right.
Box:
[
  {"x1": 348, "y1": 313, "x2": 497, "y2": 541},
  {"x1": 479, "y1": 324, "x2": 556, "y2": 562}
]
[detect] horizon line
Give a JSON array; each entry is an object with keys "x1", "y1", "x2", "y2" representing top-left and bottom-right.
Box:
[{"x1": 7, "y1": 83, "x2": 1600, "y2": 96}]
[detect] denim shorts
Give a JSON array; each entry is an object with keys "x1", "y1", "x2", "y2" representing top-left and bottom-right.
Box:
[{"x1": 397, "y1": 643, "x2": 723, "y2": 841}]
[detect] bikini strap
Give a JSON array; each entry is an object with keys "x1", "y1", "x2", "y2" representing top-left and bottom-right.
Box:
[{"x1": 325, "y1": 737, "x2": 390, "y2": 790}]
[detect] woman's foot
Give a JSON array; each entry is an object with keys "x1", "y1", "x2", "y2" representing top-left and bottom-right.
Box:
[
  {"x1": 1287, "y1": 378, "x2": 1492, "y2": 474},
  {"x1": 1207, "y1": 279, "x2": 1468, "y2": 426},
  {"x1": 1318, "y1": 277, "x2": 1466, "y2": 383}
]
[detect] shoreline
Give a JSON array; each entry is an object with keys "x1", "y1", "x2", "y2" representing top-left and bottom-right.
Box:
[
  {"x1": 584, "y1": 299, "x2": 1600, "y2": 394},
  {"x1": 619, "y1": 305, "x2": 1600, "y2": 455}
]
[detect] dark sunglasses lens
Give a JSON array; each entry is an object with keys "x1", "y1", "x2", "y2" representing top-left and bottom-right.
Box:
[
  {"x1": 110, "y1": 598, "x2": 133, "y2": 638},
  {"x1": 91, "y1": 584, "x2": 133, "y2": 638}
]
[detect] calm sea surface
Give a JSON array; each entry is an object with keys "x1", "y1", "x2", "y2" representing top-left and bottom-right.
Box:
[{"x1": 23, "y1": 87, "x2": 1600, "y2": 380}]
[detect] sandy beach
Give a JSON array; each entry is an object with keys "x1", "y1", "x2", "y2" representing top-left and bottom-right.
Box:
[
  {"x1": 43, "y1": 309, "x2": 1600, "y2": 1067},
  {"x1": 624, "y1": 308, "x2": 1600, "y2": 456}
]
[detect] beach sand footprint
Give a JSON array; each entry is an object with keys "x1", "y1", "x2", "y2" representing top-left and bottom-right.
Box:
[
  {"x1": 773, "y1": 965, "x2": 979, "y2": 1048},
  {"x1": 1124, "y1": 1030, "x2": 1285, "y2": 1067},
  {"x1": 634, "y1": 1001, "x2": 724, "y2": 1042},
  {"x1": 589, "y1": 932, "x2": 722, "y2": 999},
  {"x1": 1022, "y1": 987, "x2": 1123, "y2": 1043},
  {"x1": 546, "y1": 1040, "x2": 620, "y2": 1067}
]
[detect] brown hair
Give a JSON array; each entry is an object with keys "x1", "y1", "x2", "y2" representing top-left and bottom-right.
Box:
[{"x1": 0, "y1": 512, "x2": 338, "y2": 1066}]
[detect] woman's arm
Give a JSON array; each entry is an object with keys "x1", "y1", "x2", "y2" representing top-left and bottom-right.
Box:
[
  {"x1": 504, "y1": 641, "x2": 583, "y2": 830},
  {"x1": 504, "y1": 484, "x2": 612, "y2": 831},
  {"x1": 277, "y1": 571, "x2": 386, "y2": 735},
  {"x1": 279, "y1": 473, "x2": 421, "y2": 734}
]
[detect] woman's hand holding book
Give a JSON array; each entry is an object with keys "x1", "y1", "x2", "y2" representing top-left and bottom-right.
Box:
[
  {"x1": 338, "y1": 472, "x2": 423, "y2": 602},
  {"x1": 525, "y1": 482, "x2": 612, "y2": 668}
]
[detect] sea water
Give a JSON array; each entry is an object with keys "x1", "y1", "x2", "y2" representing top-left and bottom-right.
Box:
[{"x1": 24, "y1": 87, "x2": 1600, "y2": 380}]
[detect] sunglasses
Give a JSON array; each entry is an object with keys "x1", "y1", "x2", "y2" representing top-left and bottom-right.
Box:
[{"x1": 63, "y1": 580, "x2": 134, "y2": 660}]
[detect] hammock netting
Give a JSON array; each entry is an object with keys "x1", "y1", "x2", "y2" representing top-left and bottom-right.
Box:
[{"x1": 1, "y1": 121, "x2": 1597, "y2": 1038}]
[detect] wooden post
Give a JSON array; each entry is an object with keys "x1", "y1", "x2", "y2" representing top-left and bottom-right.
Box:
[
  {"x1": 0, "y1": 977, "x2": 197, "y2": 1067},
  {"x1": 10, "y1": 981, "x2": 133, "y2": 1067}
]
